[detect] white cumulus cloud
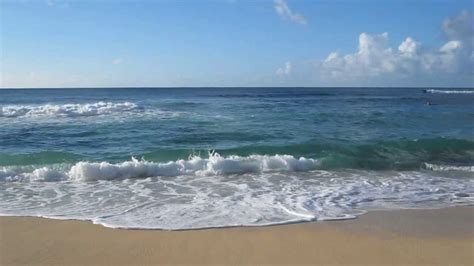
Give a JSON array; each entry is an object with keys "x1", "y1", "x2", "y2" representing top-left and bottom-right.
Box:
[
  {"x1": 305, "y1": 10, "x2": 474, "y2": 86},
  {"x1": 274, "y1": 0, "x2": 307, "y2": 25},
  {"x1": 398, "y1": 37, "x2": 420, "y2": 56},
  {"x1": 276, "y1": 61, "x2": 292, "y2": 76}
]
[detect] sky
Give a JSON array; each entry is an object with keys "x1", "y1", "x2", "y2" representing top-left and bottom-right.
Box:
[{"x1": 1, "y1": 0, "x2": 473, "y2": 88}]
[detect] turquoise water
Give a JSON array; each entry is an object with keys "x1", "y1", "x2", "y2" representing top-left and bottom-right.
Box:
[{"x1": 1, "y1": 88, "x2": 473, "y2": 229}]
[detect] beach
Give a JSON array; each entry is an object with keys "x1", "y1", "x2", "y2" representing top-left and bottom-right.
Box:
[{"x1": 1, "y1": 206, "x2": 473, "y2": 265}]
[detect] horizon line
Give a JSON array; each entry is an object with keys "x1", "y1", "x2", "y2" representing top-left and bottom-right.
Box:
[{"x1": 1, "y1": 86, "x2": 473, "y2": 90}]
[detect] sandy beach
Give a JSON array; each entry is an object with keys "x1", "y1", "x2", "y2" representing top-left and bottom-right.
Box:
[{"x1": 1, "y1": 206, "x2": 473, "y2": 265}]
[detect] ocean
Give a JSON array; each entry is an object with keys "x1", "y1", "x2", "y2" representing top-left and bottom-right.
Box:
[{"x1": 0, "y1": 87, "x2": 473, "y2": 230}]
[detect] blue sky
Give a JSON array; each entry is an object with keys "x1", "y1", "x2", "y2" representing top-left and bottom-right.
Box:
[{"x1": 1, "y1": 0, "x2": 473, "y2": 88}]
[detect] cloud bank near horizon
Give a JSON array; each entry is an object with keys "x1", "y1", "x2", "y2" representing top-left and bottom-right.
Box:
[{"x1": 278, "y1": 10, "x2": 473, "y2": 87}]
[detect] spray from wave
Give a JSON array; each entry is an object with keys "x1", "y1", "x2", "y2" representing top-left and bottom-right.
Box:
[{"x1": 0, "y1": 102, "x2": 139, "y2": 118}]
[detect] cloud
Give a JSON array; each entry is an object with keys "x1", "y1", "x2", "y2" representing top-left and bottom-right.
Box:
[
  {"x1": 442, "y1": 10, "x2": 473, "y2": 42},
  {"x1": 112, "y1": 58, "x2": 123, "y2": 65},
  {"x1": 274, "y1": 0, "x2": 307, "y2": 25},
  {"x1": 297, "y1": 10, "x2": 474, "y2": 86},
  {"x1": 276, "y1": 61, "x2": 292, "y2": 75},
  {"x1": 398, "y1": 37, "x2": 420, "y2": 55},
  {"x1": 44, "y1": 0, "x2": 70, "y2": 8}
]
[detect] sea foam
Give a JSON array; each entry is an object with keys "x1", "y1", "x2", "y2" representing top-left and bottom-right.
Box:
[
  {"x1": 0, "y1": 168, "x2": 472, "y2": 230},
  {"x1": 0, "y1": 166, "x2": 66, "y2": 182},
  {"x1": 0, "y1": 102, "x2": 139, "y2": 118},
  {"x1": 1, "y1": 155, "x2": 472, "y2": 230}
]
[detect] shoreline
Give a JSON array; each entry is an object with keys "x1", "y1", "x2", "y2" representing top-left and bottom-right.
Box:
[
  {"x1": 1, "y1": 204, "x2": 472, "y2": 231},
  {"x1": 1, "y1": 206, "x2": 473, "y2": 265}
]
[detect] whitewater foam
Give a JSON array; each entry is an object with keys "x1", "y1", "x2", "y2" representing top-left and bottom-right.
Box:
[
  {"x1": 0, "y1": 168, "x2": 472, "y2": 230},
  {"x1": 0, "y1": 102, "x2": 139, "y2": 118},
  {"x1": 424, "y1": 163, "x2": 474, "y2": 172},
  {"x1": 1, "y1": 155, "x2": 473, "y2": 230},
  {"x1": 1, "y1": 153, "x2": 320, "y2": 182},
  {"x1": 0, "y1": 165, "x2": 67, "y2": 182},
  {"x1": 425, "y1": 89, "x2": 474, "y2": 94}
]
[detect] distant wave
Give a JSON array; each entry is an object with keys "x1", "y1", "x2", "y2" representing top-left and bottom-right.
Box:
[
  {"x1": 424, "y1": 163, "x2": 474, "y2": 172},
  {"x1": 0, "y1": 102, "x2": 139, "y2": 118},
  {"x1": 425, "y1": 89, "x2": 474, "y2": 94},
  {"x1": 0, "y1": 153, "x2": 320, "y2": 182}
]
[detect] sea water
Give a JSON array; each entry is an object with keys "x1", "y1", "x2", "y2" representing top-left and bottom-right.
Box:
[{"x1": 0, "y1": 87, "x2": 473, "y2": 229}]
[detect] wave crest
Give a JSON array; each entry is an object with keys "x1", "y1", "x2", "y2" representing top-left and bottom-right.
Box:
[
  {"x1": 0, "y1": 166, "x2": 66, "y2": 182},
  {"x1": 1, "y1": 153, "x2": 320, "y2": 182},
  {"x1": 425, "y1": 89, "x2": 474, "y2": 94},
  {"x1": 0, "y1": 102, "x2": 139, "y2": 118},
  {"x1": 424, "y1": 163, "x2": 474, "y2": 172}
]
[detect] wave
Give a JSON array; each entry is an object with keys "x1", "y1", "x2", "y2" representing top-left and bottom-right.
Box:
[
  {"x1": 2, "y1": 152, "x2": 473, "y2": 183},
  {"x1": 317, "y1": 138, "x2": 474, "y2": 170},
  {"x1": 424, "y1": 163, "x2": 474, "y2": 172},
  {"x1": 1, "y1": 167, "x2": 472, "y2": 230},
  {"x1": 0, "y1": 102, "x2": 139, "y2": 118},
  {"x1": 425, "y1": 89, "x2": 474, "y2": 94},
  {"x1": 144, "y1": 138, "x2": 474, "y2": 171},
  {"x1": 0, "y1": 166, "x2": 66, "y2": 182},
  {"x1": 0, "y1": 152, "x2": 320, "y2": 182},
  {"x1": 2, "y1": 138, "x2": 473, "y2": 171}
]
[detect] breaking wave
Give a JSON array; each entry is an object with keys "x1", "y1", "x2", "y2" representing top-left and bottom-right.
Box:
[
  {"x1": 425, "y1": 89, "x2": 474, "y2": 94},
  {"x1": 0, "y1": 153, "x2": 320, "y2": 182},
  {"x1": 0, "y1": 102, "x2": 139, "y2": 118},
  {"x1": 1, "y1": 167, "x2": 472, "y2": 230},
  {"x1": 424, "y1": 163, "x2": 474, "y2": 172},
  {"x1": 1, "y1": 154, "x2": 473, "y2": 230}
]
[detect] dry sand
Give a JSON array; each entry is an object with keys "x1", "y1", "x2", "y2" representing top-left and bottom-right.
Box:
[{"x1": 1, "y1": 206, "x2": 473, "y2": 265}]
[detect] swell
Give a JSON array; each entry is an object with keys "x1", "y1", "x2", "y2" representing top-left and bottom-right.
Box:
[
  {"x1": 316, "y1": 138, "x2": 474, "y2": 170},
  {"x1": 1, "y1": 138, "x2": 473, "y2": 172},
  {"x1": 146, "y1": 138, "x2": 474, "y2": 170},
  {"x1": 0, "y1": 151, "x2": 83, "y2": 166}
]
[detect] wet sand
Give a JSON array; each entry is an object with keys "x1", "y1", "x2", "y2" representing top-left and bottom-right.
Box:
[{"x1": 1, "y1": 206, "x2": 473, "y2": 265}]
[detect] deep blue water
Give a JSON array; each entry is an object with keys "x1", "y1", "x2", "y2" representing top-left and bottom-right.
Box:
[{"x1": 1, "y1": 87, "x2": 473, "y2": 167}]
